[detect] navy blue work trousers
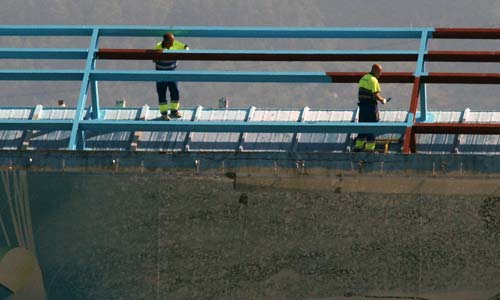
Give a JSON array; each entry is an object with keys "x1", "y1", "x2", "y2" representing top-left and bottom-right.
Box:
[
  {"x1": 156, "y1": 81, "x2": 179, "y2": 103},
  {"x1": 156, "y1": 67, "x2": 180, "y2": 104},
  {"x1": 357, "y1": 100, "x2": 379, "y2": 141}
]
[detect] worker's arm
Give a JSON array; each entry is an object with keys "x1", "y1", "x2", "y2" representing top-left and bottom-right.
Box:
[
  {"x1": 153, "y1": 44, "x2": 189, "y2": 63},
  {"x1": 153, "y1": 45, "x2": 162, "y2": 63},
  {"x1": 373, "y1": 92, "x2": 387, "y2": 104}
]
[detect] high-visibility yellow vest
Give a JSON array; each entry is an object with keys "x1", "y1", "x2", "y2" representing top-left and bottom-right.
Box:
[
  {"x1": 358, "y1": 73, "x2": 381, "y2": 103},
  {"x1": 154, "y1": 40, "x2": 188, "y2": 70}
]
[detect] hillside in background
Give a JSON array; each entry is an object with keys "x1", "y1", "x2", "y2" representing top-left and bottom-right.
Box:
[{"x1": 0, "y1": 0, "x2": 499, "y2": 111}]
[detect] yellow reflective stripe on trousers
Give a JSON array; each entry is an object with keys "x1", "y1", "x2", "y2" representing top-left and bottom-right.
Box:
[
  {"x1": 170, "y1": 102, "x2": 180, "y2": 110},
  {"x1": 159, "y1": 103, "x2": 169, "y2": 114},
  {"x1": 365, "y1": 142, "x2": 376, "y2": 151}
]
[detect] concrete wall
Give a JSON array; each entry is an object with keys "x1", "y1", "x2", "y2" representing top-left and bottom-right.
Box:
[{"x1": 1, "y1": 172, "x2": 500, "y2": 299}]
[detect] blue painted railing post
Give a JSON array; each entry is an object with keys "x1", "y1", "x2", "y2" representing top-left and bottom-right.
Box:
[
  {"x1": 90, "y1": 59, "x2": 100, "y2": 119},
  {"x1": 419, "y1": 80, "x2": 428, "y2": 121},
  {"x1": 68, "y1": 28, "x2": 100, "y2": 150},
  {"x1": 416, "y1": 30, "x2": 430, "y2": 122}
]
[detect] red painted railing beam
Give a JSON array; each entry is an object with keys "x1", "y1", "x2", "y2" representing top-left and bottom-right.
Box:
[
  {"x1": 96, "y1": 49, "x2": 418, "y2": 61},
  {"x1": 413, "y1": 123, "x2": 500, "y2": 135},
  {"x1": 326, "y1": 72, "x2": 414, "y2": 83},
  {"x1": 98, "y1": 49, "x2": 500, "y2": 63},
  {"x1": 433, "y1": 28, "x2": 500, "y2": 39},
  {"x1": 402, "y1": 77, "x2": 421, "y2": 154},
  {"x1": 426, "y1": 51, "x2": 500, "y2": 62},
  {"x1": 423, "y1": 72, "x2": 500, "y2": 84}
]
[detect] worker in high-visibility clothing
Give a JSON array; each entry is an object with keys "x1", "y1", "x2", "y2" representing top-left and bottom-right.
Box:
[
  {"x1": 355, "y1": 63, "x2": 388, "y2": 151},
  {"x1": 154, "y1": 32, "x2": 189, "y2": 121}
]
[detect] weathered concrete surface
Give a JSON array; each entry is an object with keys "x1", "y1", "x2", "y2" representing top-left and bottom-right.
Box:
[
  {"x1": 3, "y1": 150, "x2": 500, "y2": 176},
  {"x1": 8, "y1": 173, "x2": 500, "y2": 299},
  {"x1": 234, "y1": 173, "x2": 500, "y2": 196},
  {"x1": 26, "y1": 174, "x2": 160, "y2": 299}
]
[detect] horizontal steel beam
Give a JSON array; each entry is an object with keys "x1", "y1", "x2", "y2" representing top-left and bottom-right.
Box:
[
  {"x1": 0, "y1": 48, "x2": 88, "y2": 59},
  {"x1": 422, "y1": 72, "x2": 500, "y2": 84},
  {"x1": 2, "y1": 69, "x2": 498, "y2": 84},
  {"x1": 97, "y1": 49, "x2": 500, "y2": 63},
  {"x1": 0, "y1": 70, "x2": 84, "y2": 81},
  {"x1": 326, "y1": 72, "x2": 414, "y2": 83},
  {"x1": 0, "y1": 26, "x2": 94, "y2": 36},
  {"x1": 90, "y1": 70, "x2": 333, "y2": 83},
  {"x1": 413, "y1": 123, "x2": 500, "y2": 134},
  {"x1": 97, "y1": 26, "x2": 428, "y2": 38},
  {"x1": 79, "y1": 120, "x2": 408, "y2": 134},
  {"x1": 433, "y1": 28, "x2": 500, "y2": 39},
  {"x1": 97, "y1": 49, "x2": 419, "y2": 61},
  {"x1": 0, "y1": 120, "x2": 73, "y2": 130},
  {"x1": 0, "y1": 25, "x2": 430, "y2": 38},
  {"x1": 3, "y1": 50, "x2": 498, "y2": 66},
  {"x1": 425, "y1": 51, "x2": 500, "y2": 62},
  {"x1": 90, "y1": 70, "x2": 417, "y2": 83}
]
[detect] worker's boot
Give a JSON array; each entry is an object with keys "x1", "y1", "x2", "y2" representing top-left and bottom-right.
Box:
[
  {"x1": 354, "y1": 139, "x2": 365, "y2": 152},
  {"x1": 364, "y1": 141, "x2": 376, "y2": 152},
  {"x1": 161, "y1": 113, "x2": 171, "y2": 121},
  {"x1": 169, "y1": 110, "x2": 182, "y2": 119}
]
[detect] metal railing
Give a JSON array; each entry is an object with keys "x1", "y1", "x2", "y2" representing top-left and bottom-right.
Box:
[{"x1": 0, "y1": 25, "x2": 499, "y2": 152}]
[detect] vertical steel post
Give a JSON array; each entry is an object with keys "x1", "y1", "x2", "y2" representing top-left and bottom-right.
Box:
[
  {"x1": 91, "y1": 59, "x2": 100, "y2": 119},
  {"x1": 403, "y1": 77, "x2": 422, "y2": 154},
  {"x1": 183, "y1": 105, "x2": 204, "y2": 152},
  {"x1": 291, "y1": 106, "x2": 309, "y2": 152},
  {"x1": 68, "y1": 28, "x2": 99, "y2": 150},
  {"x1": 416, "y1": 30, "x2": 430, "y2": 122},
  {"x1": 419, "y1": 80, "x2": 428, "y2": 121},
  {"x1": 237, "y1": 106, "x2": 256, "y2": 152}
]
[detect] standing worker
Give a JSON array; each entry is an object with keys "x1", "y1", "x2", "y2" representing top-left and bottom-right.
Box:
[
  {"x1": 154, "y1": 32, "x2": 189, "y2": 120},
  {"x1": 355, "y1": 63, "x2": 389, "y2": 151}
]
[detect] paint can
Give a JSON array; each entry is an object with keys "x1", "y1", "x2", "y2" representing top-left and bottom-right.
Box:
[
  {"x1": 116, "y1": 99, "x2": 126, "y2": 108},
  {"x1": 218, "y1": 97, "x2": 229, "y2": 109}
]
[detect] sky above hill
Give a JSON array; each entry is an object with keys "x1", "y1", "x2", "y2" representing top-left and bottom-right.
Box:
[{"x1": 1, "y1": 0, "x2": 499, "y2": 110}]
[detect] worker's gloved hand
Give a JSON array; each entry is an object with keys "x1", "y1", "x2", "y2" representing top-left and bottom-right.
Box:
[{"x1": 381, "y1": 98, "x2": 387, "y2": 105}]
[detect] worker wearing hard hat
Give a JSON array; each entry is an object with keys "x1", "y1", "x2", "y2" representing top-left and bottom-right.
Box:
[
  {"x1": 154, "y1": 32, "x2": 189, "y2": 121},
  {"x1": 354, "y1": 63, "x2": 389, "y2": 151}
]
